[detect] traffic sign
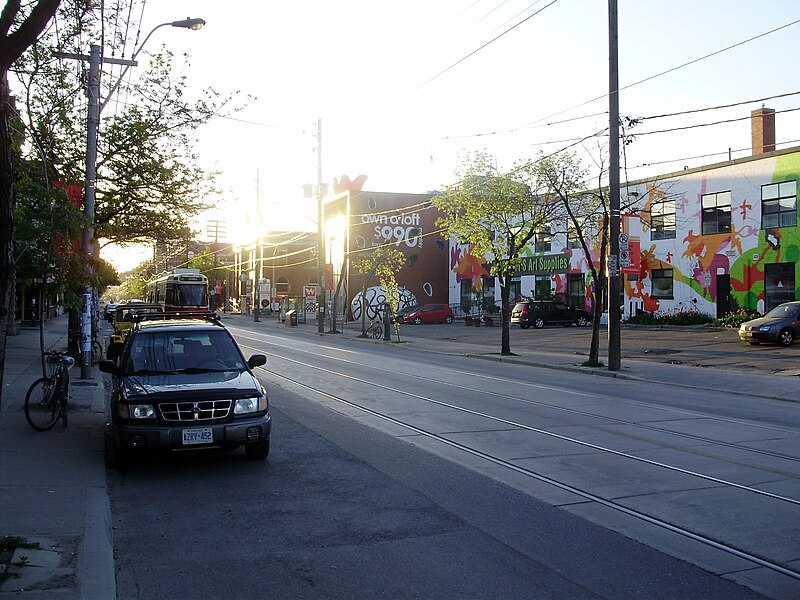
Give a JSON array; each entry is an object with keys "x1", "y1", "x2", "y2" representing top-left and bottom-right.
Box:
[
  {"x1": 619, "y1": 249, "x2": 631, "y2": 267},
  {"x1": 239, "y1": 274, "x2": 247, "y2": 282},
  {"x1": 618, "y1": 233, "x2": 629, "y2": 250},
  {"x1": 608, "y1": 254, "x2": 618, "y2": 276}
]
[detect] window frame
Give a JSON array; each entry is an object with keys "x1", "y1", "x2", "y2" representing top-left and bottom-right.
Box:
[
  {"x1": 701, "y1": 191, "x2": 732, "y2": 235},
  {"x1": 761, "y1": 180, "x2": 797, "y2": 229},
  {"x1": 651, "y1": 268, "x2": 674, "y2": 299},
  {"x1": 533, "y1": 229, "x2": 552, "y2": 253},
  {"x1": 650, "y1": 198, "x2": 676, "y2": 240}
]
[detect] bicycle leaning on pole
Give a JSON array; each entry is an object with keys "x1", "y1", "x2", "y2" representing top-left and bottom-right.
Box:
[
  {"x1": 24, "y1": 351, "x2": 75, "y2": 431},
  {"x1": 364, "y1": 320, "x2": 383, "y2": 339}
]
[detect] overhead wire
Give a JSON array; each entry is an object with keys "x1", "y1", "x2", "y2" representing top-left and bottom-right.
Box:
[{"x1": 414, "y1": 0, "x2": 559, "y2": 92}]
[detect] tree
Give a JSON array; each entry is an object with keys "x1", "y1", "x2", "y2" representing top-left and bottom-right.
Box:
[
  {"x1": 351, "y1": 246, "x2": 405, "y2": 340},
  {"x1": 0, "y1": 0, "x2": 65, "y2": 407},
  {"x1": 533, "y1": 151, "x2": 608, "y2": 365},
  {"x1": 432, "y1": 151, "x2": 562, "y2": 356}
]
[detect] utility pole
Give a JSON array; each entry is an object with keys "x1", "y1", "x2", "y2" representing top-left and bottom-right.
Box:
[
  {"x1": 316, "y1": 118, "x2": 325, "y2": 334},
  {"x1": 54, "y1": 45, "x2": 135, "y2": 379},
  {"x1": 254, "y1": 170, "x2": 261, "y2": 322},
  {"x1": 607, "y1": 0, "x2": 622, "y2": 371}
]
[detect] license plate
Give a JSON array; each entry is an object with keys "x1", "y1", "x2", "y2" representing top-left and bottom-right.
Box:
[{"x1": 182, "y1": 428, "x2": 213, "y2": 445}]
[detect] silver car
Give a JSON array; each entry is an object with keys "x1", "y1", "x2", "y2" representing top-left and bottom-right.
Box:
[{"x1": 738, "y1": 301, "x2": 800, "y2": 347}]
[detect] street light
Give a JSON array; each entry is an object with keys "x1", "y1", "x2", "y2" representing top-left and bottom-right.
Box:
[{"x1": 99, "y1": 18, "x2": 206, "y2": 114}]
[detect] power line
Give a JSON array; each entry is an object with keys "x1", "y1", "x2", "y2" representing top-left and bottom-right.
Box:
[
  {"x1": 522, "y1": 16, "x2": 800, "y2": 130},
  {"x1": 414, "y1": 0, "x2": 559, "y2": 92}
]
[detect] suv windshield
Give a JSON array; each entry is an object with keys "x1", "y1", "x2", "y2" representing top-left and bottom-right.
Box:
[{"x1": 124, "y1": 329, "x2": 245, "y2": 374}]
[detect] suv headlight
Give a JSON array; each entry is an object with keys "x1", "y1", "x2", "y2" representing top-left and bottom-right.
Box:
[
  {"x1": 118, "y1": 404, "x2": 155, "y2": 419},
  {"x1": 234, "y1": 394, "x2": 268, "y2": 414}
]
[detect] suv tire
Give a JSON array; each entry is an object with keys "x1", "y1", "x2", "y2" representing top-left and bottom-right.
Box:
[
  {"x1": 533, "y1": 317, "x2": 545, "y2": 329},
  {"x1": 245, "y1": 438, "x2": 270, "y2": 460},
  {"x1": 105, "y1": 428, "x2": 130, "y2": 470},
  {"x1": 576, "y1": 315, "x2": 589, "y2": 327}
]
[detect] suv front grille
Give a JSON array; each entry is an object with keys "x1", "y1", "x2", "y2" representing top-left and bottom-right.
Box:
[{"x1": 159, "y1": 400, "x2": 232, "y2": 422}]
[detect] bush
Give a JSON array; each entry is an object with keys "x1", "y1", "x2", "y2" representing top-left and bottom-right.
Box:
[
  {"x1": 710, "y1": 308, "x2": 760, "y2": 328},
  {"x1": 627, "y1": 309, "x2": 713, "y2": 326}
]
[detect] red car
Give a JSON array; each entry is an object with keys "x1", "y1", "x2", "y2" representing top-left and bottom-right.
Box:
[{"x1": 402, "y1": 303, "x2": 454, "y2": 325}]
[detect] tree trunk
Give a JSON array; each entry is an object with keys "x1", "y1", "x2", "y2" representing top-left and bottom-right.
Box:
[
  {"x1": 0, "y1": 73, "x2": 15, "y2": 409},
  {"x1": 500, "y1": 272, "x2": 512, "y2": 355}
]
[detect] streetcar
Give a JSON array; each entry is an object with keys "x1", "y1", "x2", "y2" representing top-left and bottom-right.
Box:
[{"x1": 147, "y1": 269, "x2": 210, "y2": 312}]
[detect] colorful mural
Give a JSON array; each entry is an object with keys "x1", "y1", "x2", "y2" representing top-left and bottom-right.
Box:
[{"x1": 448, "y1": 149, "x2": 800, "y2": 317}]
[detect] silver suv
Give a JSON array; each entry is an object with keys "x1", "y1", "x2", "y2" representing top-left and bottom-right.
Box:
[{"x1": 99, "y1": 313, "x2": 270, "y2": 468}]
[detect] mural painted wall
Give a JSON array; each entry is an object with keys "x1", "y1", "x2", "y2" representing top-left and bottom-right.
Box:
[
  {"x1": 448, "y1": 148, "x2": 800, "y2": 317},
  {"x1": 341, "y1": 191, "x2": 450, "y2": 319}
]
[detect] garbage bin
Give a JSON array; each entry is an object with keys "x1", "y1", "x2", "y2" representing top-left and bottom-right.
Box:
[{"x1": 286, "y1": 309, "x2": 297, "y2": 326}]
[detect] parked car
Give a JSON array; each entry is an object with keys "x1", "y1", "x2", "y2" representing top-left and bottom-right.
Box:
[
  {"x1": 393, "y1": 303, "x2": 419, "y2": 323},
  {"x1": 402, "y1": 303, "x2": 454, "y2": 325},
  {"x1": 738, "y1": 301, "x2": 800, "y2": 347},
  {"x1": 106, "y1": 303, "x2": 163, "y2": 361},
  {"x1": 511, "y1": 300, "x2": 590, "y2": 329},
  {"x1": 98, "y1": 313, "x2": 271, "y2": 468}
]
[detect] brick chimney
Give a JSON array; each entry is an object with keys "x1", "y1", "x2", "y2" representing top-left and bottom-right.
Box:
[{"x1": 751, "y1": 107, "x2": 775, "y2": 155}]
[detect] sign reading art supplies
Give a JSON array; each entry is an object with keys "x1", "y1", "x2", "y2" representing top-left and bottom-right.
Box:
[{"x1": 514, "y1": 254, "x2": 570, "y2": 275}]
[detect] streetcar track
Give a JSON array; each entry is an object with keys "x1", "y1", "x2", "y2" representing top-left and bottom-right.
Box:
[
  {"x1": 264, "y1": 365, "x2": 800, "y2": 582},
  {"x1": 232, "y1": 329, "x2": 800, "y2": 466},
  {"x1": 251, "y1": 350, "x2": 800, "y2": 507}
]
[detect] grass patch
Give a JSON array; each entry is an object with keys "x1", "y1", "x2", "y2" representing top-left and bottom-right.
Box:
[{"x1": 581, "y1": 360, "x2": 605, "y2": 368}]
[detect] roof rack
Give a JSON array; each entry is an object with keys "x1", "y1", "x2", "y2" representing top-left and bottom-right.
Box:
[{"x1": 133, "y1": 311, "x2": 221, "y2": 324}]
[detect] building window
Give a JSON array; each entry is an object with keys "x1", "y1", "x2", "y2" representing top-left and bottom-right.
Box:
[
  {"x1": 567, "y1": 227, "x2": 583, "y2": 249},
  {"x1": 534, "y1": 229, "x2": 552, "y2": 253},
  {"x1": 701, "y1": 191, "x2": 731, "y2": 235},
  {"x1": 762, "y1": 181, "x2": 797, "y2": 229},
  {"x1": 651, "y1": 268, "x2": 673, "y2": 299},
  {"x1": 534, "y1": 276, "x2": 552, "y2": 300},
  {"x1": 276, "y1": 277, "x2": 289, "y2": 294},
  {"x1": 481, "y1": 276, "x2": 496, "y2": 311},
  {"x1": 651, "y1": 198, "x2": 676, "y2": 240}
]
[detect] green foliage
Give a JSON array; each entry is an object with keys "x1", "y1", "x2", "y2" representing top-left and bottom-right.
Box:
[
  {"x1": 432, "y1": 151, "x2": 562, "y2": 283},
  {"x1": 352, "y1": 246, "x2": 406, "y2": 339},
  {"x1": 12, "y1": 7, "x2": 248, "y2": 250},
  {"x1": 710, "y1": 308, "x2": 761, "y2": 328}
]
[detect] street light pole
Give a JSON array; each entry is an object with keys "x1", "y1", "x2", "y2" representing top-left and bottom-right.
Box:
[{"x1": 99, "y1": 18, "x2": 206, "y2": 114}]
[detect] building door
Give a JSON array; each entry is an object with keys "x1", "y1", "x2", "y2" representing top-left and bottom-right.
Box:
[
  {"x1": 765, "y1": 263, "x2": 795, "y2": 310},
  {"x1": 567, "y1": 274, "x2": 585, "y2": 310},
  {"x1": 716, "y1": 274, "x2": 731, "y2": 318}
]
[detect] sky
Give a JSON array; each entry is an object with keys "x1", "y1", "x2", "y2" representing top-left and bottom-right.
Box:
[{"x1": 99, "y1": 0, "x2": 800, "y2": 271}]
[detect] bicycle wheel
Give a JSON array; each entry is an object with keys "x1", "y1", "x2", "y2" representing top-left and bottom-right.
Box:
[
  {"x1": 91, "y1": 340, "x2": 102, "y2": 366},
  {"x1": 24, "y1": 377, "x2": 61, "y2": 431},
  {"x1": 371, "y1": 324, "x2": 382, "y2": 339}
]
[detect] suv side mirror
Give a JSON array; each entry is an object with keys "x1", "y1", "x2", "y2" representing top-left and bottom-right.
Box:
[
  {"x1": 247, "y1": 354, "x2": 267, "y2": 368},
  {"x1": 98, "y1": 359, "x2": 119, "y2": 375}
]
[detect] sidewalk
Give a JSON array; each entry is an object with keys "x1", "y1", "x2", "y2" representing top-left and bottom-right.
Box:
[{"x1": 0, "y1": 315, "x2": 114, "y2": 599}]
